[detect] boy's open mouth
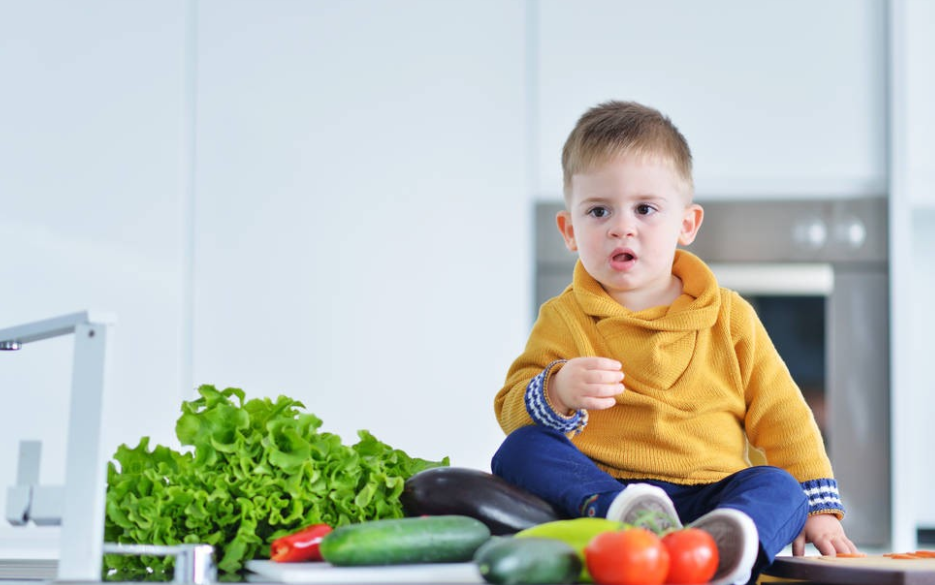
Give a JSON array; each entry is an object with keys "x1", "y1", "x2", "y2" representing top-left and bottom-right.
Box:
[
  {"x1": 613, "y1": 251, "x2": 635, "y2": 262},
  {"x1": 610, "y1": 248, "x2": 637, "y2": 270}
]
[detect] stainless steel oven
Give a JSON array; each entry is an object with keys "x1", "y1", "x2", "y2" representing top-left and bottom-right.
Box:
[{"x1": 535, "y1": 197, "x2": 889, "y2": 547}]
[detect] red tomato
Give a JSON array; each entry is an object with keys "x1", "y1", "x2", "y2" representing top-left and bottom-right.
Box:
[
  {"x1": 585, "y1": 528, "x2": 670, "y2": 585},
  {"x1": 661, "y1": 528, "x2": 719, "y2": 584}
]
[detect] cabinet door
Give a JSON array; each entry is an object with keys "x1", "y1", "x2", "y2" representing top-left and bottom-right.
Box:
[
  {"x1": 901, "y1": 0, "x2": 935, "y2": 207},
  {"x1": 889, "y1": 0, "x2": 935, "y2": 549},
  {"x1": 534, "y1": 0, "x2": 887, "y2": 199},
  {"x1": 193, "y1": 0, "x2": 527, "y2": 471},
  {"x1": 0, "y1": 0, "x2": 188, "y2": 555}
]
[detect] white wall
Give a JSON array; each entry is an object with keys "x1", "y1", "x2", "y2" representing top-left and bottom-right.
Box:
[
  {"x1": 910, "y1": 211, "x2": 935, "y2": 512},
  {"x1": 190, "y1": 0, "x2": 527, "y2": 472},
  {"x1": 0, "y1": 0, "x2": 189, "y2": 555},
  {"x1": 534, "y1": 0, "x2": 888, "y2": 201},
  {"x1": 888, "y1": 0, "x2": 935, "y2": 549},
  {"x1": 0, "y1": 0, "x2": 528, "y2": 557}
]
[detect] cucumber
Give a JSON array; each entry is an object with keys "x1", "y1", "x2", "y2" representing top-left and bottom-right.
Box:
[
  {"x1": 319, "y1": 515, "x2": 491, "y2": 566},
  {"x1": 474, "y1": 536, "x2": 581, "y2": 585}
]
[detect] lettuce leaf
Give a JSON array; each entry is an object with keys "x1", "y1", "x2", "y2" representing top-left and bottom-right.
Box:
[{"x1": 104, "y1": 385, "x2": 448, "y2": 578}]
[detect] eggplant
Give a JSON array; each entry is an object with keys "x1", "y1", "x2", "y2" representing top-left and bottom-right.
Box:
[{"x1": 400, "y1": 466, "x2": 566, "y2": 535}]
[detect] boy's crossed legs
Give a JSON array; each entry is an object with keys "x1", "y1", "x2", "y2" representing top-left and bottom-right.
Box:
[{"x1": 492, "y1": 425, "x2": 810, "y2": 585}]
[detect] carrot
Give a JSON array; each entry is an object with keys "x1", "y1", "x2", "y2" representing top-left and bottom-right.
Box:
[
  {"x1": 912, "y1": 550, "x2": 935, "y2": 558},
  {"x1": 834, "y1": 553, "x2": 867, "y2": 558}
]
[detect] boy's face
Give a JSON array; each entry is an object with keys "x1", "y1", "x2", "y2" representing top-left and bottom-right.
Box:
[{"x1": 556, "y1": 154, "x2": 703, "y2": 309}]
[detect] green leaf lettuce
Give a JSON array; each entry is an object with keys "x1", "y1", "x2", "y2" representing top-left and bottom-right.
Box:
[{"x1": 104, "y1": 385, "x2": 448, "y2": 578}]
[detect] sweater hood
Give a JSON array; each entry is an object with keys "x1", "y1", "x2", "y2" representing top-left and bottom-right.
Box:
[{"x1": 571, "y1": 249, "x2": 722, "y2": 390}]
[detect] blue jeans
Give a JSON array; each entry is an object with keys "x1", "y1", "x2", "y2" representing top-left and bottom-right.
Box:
[{"x1": 491, "y1": 426, "x2": 809, "y2": 568}]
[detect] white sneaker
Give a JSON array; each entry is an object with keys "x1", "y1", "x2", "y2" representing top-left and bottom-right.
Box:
[
  {"x1": 690, "y1": 508, "x2": 759, "y2": 585},
  {"x1": 606, "y1": 483, "x2": 682, "y2": 532}
]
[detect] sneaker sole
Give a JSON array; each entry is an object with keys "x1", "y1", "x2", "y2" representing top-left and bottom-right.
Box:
[
  {"x1": 690, "y1": 508, "x2": 758, "y2": 585},
  {"x1": 606, "y1": 484, "x2": 682, "y2": 531}
]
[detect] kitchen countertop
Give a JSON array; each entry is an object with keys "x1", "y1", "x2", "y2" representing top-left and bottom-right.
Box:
[{"x1": 0, "y1": 551, "x2": 908, "y2": 585}]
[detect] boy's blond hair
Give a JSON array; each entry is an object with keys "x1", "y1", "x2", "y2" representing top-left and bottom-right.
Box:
[{"x1": 561, "y1": 100, "x2": 694, "y2": 200}]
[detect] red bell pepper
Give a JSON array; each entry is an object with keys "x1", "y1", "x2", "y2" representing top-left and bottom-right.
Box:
[{"x1": 270, "y1": 523, "x2": 333, "y2": 562}]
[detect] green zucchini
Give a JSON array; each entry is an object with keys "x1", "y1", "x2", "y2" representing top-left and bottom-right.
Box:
[
  {"x1": 516, "y1": 518, "x2": 626, "y2": 582},
  {"x1": 474, "y1": 536, "x2": 581, "y2": 585},
  {"x1": 319, "y1": 515, "x2": 491, "y2": 566}
]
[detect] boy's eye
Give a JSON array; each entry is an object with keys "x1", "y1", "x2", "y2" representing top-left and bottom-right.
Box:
[
  {"x1": 636, "y1": 203, "x2": 656, "y2": 216},
  {"x1": 587, "y1": 206, "x2": 610, "y2": 218}
]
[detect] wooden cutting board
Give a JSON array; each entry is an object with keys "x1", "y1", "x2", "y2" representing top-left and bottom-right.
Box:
[
  {"x1": 763, "y1": 555, "x2": 935, "y2": 585},
  {"x1": 245, "y1": 560, "x2": 484, "y2": 583}
]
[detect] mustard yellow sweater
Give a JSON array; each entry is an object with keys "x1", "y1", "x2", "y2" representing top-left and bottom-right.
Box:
[{"x1": 495, "y1": 251, "x2": 842, "y2": 515}]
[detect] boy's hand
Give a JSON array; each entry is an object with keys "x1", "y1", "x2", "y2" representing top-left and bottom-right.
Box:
[
  {"x1": 792, "y1": 514, "x2": 859, "y2": 556},
  {"x1": 547, "y1": 357, "x2": 625, "y2": 413}
]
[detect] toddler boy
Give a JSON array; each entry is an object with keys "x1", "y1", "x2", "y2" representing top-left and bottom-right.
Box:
[{"x1": 492, "y1": 101, "x2": 857, "y2": 585}]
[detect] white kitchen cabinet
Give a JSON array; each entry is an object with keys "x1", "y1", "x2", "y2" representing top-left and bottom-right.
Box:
[
  {"x1": 900, "y1": 0, "x2": 935, "y2": 208},
  {"x1": 889, "y1": 0, "x2": 935, "y2": 551},
  {"x1": 533, "y1": 0, "x2": 888, "y2": 200},
  {"x1": 192, "y1": 0, "x2": 527, "y2": 473},
  {"x1": 0, "y1": 0, "x2": 189, "y2": 556}
]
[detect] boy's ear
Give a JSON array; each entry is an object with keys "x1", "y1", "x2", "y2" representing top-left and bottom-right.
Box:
[
  {"x1": 556, "y1": 210, "x2": 577, "y2": 252},
  {"x1": 678, "y1": 203, "x2": 704, "y2": 246}
]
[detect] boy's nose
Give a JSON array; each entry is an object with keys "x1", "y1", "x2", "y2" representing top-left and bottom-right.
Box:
[{"x1": 608, "y1": 216, "x2": 635, "y2": 238}]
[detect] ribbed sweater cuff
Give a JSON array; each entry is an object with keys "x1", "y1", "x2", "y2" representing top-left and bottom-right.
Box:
[
  {"x1": 524, "y1": 360, "x2": 588, "y2": 436},
  {"x1": 802, "y1": 478, "x2": 845, "y2": 518}
]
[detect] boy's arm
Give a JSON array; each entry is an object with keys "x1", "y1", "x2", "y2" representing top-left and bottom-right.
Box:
[
  {"x1": 494, "y1": 304, "x2": 583, "y2": 435},
  {"x1": 730, "y1": 292, "x2": 846, "y2": 519}
]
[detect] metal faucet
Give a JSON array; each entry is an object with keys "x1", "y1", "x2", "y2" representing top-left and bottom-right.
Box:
[{"x1": 2, "y1": 311, "x2": 115, "y2": 581}]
